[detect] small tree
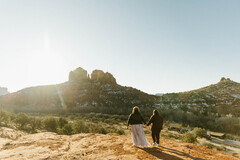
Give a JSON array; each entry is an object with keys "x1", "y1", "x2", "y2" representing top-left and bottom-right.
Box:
[{"x1": 43, "y1": 117, "x2": 57, "y2": 132}]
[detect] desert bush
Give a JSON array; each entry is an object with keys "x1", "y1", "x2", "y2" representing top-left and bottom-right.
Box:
[
  {"x1": 118, "y1": 115, "x2": 127, "y2": 121},
  {"x1": 43, "y1": 117, "x2": 57, "y2": 132},
  {"x1": 72, "y1": 120, "x2": 89, "y2": 133},
  {"x1": 203, "y1": 142, "x2": 215, "y2": 149},
  {"x1": 15, "y1": 113, "x2": 29, "y2": 128},
  {"x1": 103, "y1": 118, "x2": 115, "y2": 124},
  {"x1": 183, "y1": 131, "x2": 197, "y2": 143},
  {"x1": 193, "y1": 127, "x2": 207, "y2": 138},
  {"x1": 116, "y1": 129, "x2": 125, "y2": 135},
  {"x1": 111, "y1": 128, "x2": 125, "y2": 135},
  {"x1": 92, "y1": 125, "x2": 108, "y2": 134},
  {"x1": 29, "y1": 117, "x2": 42, "y2": 132},
  {"x1": 0, "y1": 110, "x2": 11, "y2": 126},
  {"x1": 203, "y1": 143, "x2": 227, "y2": 151},
  {"x1": 61, "y1": 124, "x2": 73, "y2": 135},
  {"x1": 90, "y1": 117, "x2": 98, "y2": 123},
  {"x1": 58, "y1": 117, "x2": 68, "y2": 128},
  {"x1": 215, "y1": 116, "x2": 240, "y2": 135}
]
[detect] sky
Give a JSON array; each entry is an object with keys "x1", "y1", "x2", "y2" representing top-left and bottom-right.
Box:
[{"x1": 0, "y1": 0, "x2": 240, "y2": 94}]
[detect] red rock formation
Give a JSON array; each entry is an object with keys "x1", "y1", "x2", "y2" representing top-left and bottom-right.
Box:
[
  {"x1": 91, "y1": 70, "x2": 116, "y2": 84},
  {"x1": 69, "y1": 67, "x2": 88, "y2": 82}
]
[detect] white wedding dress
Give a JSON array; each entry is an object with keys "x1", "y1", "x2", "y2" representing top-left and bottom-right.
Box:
[{"x1": 130, "y1": 124, "x2": 150, "y2": 147}]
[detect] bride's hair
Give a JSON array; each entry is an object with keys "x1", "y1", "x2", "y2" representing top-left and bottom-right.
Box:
[{"x1": 132, "y1": 106, "x2": 140, "y2": 114}]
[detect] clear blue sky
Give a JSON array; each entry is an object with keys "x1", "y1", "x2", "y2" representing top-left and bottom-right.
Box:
[{"x1": 0, "y1": 0, "x2": 239, "y2": 94}]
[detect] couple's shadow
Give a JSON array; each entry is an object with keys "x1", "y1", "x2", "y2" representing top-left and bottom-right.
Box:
[{"x1": 136, "y1": 145, "x2": 204, "y2": 160}]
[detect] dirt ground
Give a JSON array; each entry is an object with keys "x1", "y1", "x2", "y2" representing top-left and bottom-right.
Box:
[{"x1": 0, "y1": 127, "x2": 239, "y2": 160}]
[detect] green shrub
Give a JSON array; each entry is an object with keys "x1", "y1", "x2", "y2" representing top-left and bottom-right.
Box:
[
  {"x1": 103, "y1": 119, "x2": 112, "y2": 124},
  {"x1": 203, "y1": 143, "x2": 227, "y2": 151},
  {"x1": 93, "y1": 126, "x2": 108, "y2": 134},
  {"x1": 203, "y1": 142, "x2": 215, "y2": 149},
  {"x1": 15, "y1": 113, "x2": 29, "y2": 128},
  {"x1": 43, "y1": 117, "x2": 57, "y2": 132},
  {"x1": 29, "y1": 117, "x2": 42, "y2": 132},
  {"x1": 183, "y1": 131, "x2": 197, "y2": 143},
  {"x1": 193, "y1": 127, "x2": 207, "y2": 138},
  {"x1": 119, "y1": 115, "x2": 127, "y2": 121},
  {"x1": 115, "y1": 129, "x2": 125, "y2": 135},
  {"x1": 61, "y1": 124, "x2": 73, "y2": 135},
  {"x1": 0, "y1": 110, "x2": 11, "y2": 126},
  {"x1": 58, "y1": 117, "x2": 68, "y2": 128},
  {"x1": 73, "y1": 120, "x2": 89, "y2": 133}
]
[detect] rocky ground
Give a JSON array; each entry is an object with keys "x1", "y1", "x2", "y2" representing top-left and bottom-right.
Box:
[{"x1": 0, "y1": 127, "x2": 239, "y2": 160}]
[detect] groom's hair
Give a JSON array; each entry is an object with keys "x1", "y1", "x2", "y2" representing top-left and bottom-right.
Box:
[
  {"x1": 153, "y1": 109, "x2": 159, "y2": 116},
  {"x1": 132, "y1": 106, "x2": 140, "y2": 114}
]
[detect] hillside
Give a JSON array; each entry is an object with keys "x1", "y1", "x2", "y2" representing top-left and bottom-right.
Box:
[
  {"x1": 0, "y1": 127, "x2": 238, "y2": 160},
  {"x1": 156, "y1": 77, "x2": 240, "y2": 116},
  {"x1": 1, "y1": 67, "x2": 240, "y2": 116},
  {"x1": 0, "y1": 67, "x2": 157, "y2": 113}
]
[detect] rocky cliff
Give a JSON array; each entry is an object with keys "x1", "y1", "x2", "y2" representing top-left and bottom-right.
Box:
[{"x1": 0, "y1": 67, "x2": 156, "y2": 113}]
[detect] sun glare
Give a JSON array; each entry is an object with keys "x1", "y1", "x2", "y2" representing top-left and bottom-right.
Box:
[{"x1": 26, "y1": 33, "x2": 66, "y2": 86}]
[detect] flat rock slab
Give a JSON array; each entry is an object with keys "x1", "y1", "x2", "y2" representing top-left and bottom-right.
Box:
[{"x1": 0, "y1": 128, "x2": 238, "y2": 160}]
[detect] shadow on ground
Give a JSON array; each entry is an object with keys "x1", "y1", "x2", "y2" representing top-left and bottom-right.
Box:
[{"x1": 138, "y1": 146, "x2": 205, "y2": 160}]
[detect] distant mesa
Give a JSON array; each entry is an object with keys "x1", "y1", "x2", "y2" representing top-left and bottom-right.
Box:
[
  {"x1": 220, "y1": 77, "x2": 231, "y2": 82},
  {"x1": 0, "y1": 87, "x2": 9, "y2": 96},
  {"x1": 69, "y1": 67, "x2": 116, "y2": 84}
]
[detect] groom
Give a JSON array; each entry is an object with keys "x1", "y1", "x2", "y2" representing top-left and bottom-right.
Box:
[{"x1": 146, "y1": 110, "x2": 163, "y2": 146}]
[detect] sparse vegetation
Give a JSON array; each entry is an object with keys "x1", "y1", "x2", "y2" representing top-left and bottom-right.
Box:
[
  {"x1": 61, "y1": 124, "x2": 73, "y2": 135},
  {"x1": 72, "y1": 120, "x2": 90, "y2": 133},
  {"x1": 43, "y1": 117, "x2": 58, "y2": 132},
  {"x1": 15, "y1": 113, "x2": 29, "y2": 128},
  {"x1": 183, "y1": 131, "x2": 197, "y2": 143},
  {"x1": 0, "y1": 110, "x2": 126, "y2": 136},
  {"x1": 193, "y1": 127, "x2": 207, "y2": 138},
  {"x1": 203, "y1": 142, "x2": 228, "y2": 152}
]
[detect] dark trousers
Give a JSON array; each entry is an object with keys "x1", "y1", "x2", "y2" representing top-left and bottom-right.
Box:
[{"x1": 152, "y1": 129, "x2": 161, "y2": 144}]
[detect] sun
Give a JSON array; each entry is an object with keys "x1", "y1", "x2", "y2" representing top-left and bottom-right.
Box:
[{"x1": 26, "y1": 34, "x2": 67, "y2": 86}]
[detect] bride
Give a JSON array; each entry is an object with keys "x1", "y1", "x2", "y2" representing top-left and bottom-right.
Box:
[{"x1": 127, "y1": 106, "x2": 150, "y2": 147}]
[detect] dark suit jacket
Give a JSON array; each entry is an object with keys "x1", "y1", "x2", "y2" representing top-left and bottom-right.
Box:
[{"x1": 147, "y1": 115, "x2": 163, "y2": 131}]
